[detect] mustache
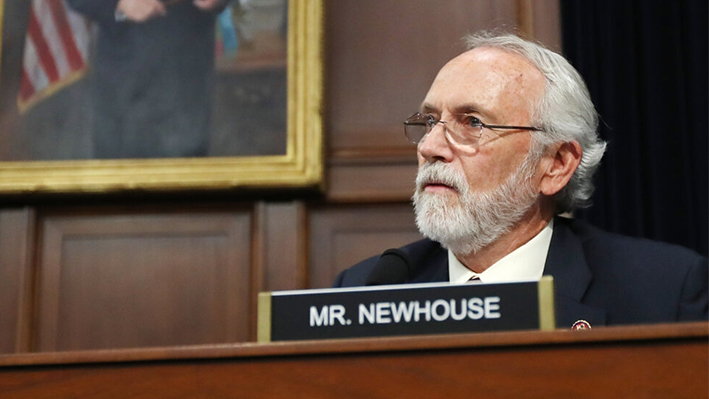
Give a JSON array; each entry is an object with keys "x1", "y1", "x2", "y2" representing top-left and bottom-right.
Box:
[{"x1": 415, "y1": 162, "x2": 468, "y2": 194}]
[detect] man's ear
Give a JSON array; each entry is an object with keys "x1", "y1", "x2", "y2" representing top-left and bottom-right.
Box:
[{"x1": 539, "y1": 141, "x2": 582, "y2": 196}]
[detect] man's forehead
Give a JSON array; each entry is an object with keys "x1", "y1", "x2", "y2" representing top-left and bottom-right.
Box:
[
  {"x1": 423, "y1": 47, "x2": 544, "y2": 113},
  {"x1": 448, "y1": 47, "x2": 541, "y2": 78}
]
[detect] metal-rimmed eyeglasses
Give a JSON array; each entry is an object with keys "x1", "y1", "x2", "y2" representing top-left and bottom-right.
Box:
[{"x1": 404, "y1": 112, "x2": 543, "y2": 149}]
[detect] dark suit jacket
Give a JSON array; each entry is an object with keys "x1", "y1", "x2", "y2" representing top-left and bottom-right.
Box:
[{"x1": 334, "y1": 217, "x2": 708, "y2": 328}]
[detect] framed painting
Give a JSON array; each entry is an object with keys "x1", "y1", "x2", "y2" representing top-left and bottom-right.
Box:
[{"x1": 0, "y1": 0, "x2": 323, "y2": 194}]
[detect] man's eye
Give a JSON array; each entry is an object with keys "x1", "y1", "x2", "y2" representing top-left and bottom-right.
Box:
[{"x1": 467, "y1": 117, "x2": 483, "y2": 127}]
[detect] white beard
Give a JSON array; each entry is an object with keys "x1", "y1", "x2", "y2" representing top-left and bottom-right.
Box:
[{"x1": 412, "y1": 153, "x2": 540, "y2": 256}]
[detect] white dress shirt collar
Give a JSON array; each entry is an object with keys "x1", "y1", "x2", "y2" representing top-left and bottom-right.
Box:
[{"x1": 448, "y1": 219, "x2": 554, "y2": 284}]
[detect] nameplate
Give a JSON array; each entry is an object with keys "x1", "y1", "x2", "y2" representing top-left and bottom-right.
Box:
[{"x1": 257, "y1": 276, "x2": 555, "y2": 342}]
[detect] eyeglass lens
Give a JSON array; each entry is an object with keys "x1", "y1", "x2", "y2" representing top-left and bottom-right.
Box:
[{"x1": 404, "y1": 113, "x2": 482, "y2": 147}]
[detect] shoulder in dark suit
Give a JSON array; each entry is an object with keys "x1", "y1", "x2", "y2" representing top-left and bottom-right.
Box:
[{"x1": 334, "y1": 217, "x2": 708, "y2": 327}]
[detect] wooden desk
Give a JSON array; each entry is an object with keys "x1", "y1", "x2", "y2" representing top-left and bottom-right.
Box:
[{"x1": 1, "y1": 322, "x2": 707, "y2": 398}]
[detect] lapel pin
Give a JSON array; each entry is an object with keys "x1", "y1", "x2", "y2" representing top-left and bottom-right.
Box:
[{"x1": 571, "y1": 320, "x2": 592, "y2": 330}]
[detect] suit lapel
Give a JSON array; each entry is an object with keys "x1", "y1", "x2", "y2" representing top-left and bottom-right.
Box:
[
  {"x1": 545, "y1": 217, "x2": 607, "y2": 328},
  {"x1": 408, "y1": 225, "x2": 608, "y2": 327}
]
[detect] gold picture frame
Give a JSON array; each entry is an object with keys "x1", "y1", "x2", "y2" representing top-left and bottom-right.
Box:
[{"x1": 0, "y1": 0, "x2": 323, "y2": 194}]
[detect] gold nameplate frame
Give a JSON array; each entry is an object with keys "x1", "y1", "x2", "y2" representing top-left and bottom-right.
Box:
[{"x1": 258, "y1": 277, "x2": 556, "y2": 342}]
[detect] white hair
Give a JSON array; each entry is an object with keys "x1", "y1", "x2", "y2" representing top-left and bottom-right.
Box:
[{"x1": 464, "y1": 31, "x2": 607, "y2": 213}]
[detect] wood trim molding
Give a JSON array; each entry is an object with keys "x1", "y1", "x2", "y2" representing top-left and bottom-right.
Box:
[
  {"x1": 251, "y1": 201, "x2": 308, "y2": 339},
  {"x1": 516, "y1": 0, "x2": 535, "y2": 38},
  {"x1": 1, "y1": 322, "x2": 706, "y2": 366},
  {"x1": 33, "y1": 211, "x2": 253, "y2": 351},
  {"x1": 0, "y1": 208, "x2": 36, "y2": 354}
]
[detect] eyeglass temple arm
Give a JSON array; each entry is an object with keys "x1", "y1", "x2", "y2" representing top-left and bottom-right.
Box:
[{"x1": 482, "y1": 124, "x2": 543, "y2": 131}]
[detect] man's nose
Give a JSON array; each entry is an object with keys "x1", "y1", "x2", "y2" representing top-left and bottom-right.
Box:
[{"x1": 418, "y1": 122, "x2": 454, "y2": 162}]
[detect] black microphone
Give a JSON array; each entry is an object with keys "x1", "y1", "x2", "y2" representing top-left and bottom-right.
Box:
[{"x1": 365, "y1": 248, "x2": 411, "y2": 286}]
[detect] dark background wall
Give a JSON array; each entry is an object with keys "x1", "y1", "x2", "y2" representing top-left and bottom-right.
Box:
[{"x1": 562, "y1": 0, "x2": 708, "y2": 256}]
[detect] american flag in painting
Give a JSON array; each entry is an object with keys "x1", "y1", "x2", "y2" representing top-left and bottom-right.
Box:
[{"x1": 18, "y1": 0, "x2": 90, "y2": 112}]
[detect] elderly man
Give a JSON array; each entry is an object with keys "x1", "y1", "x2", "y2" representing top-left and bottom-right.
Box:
[{"x1": 334, "y1": 32, "x2": 708, "y2": 328}]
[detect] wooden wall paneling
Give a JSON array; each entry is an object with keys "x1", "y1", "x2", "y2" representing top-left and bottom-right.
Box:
[
  {"x1": 308, "y1": 203, "x2": 423, "y2": 289},
  {"x1": 249, "y1": 201, "x2": 307, "y2": 340},
  {"x1": 326, "y1": 153, "x2": 418, "y2": 202},
  {"x1": 0, "y1": 208, "x2": 35, "y2": 354},
  {"x1": 251, "y1": 201, "x2": 309, "y2": 341},
  {"x1": 531, "y1": 0, "x2": 562, "y2": 51},
  {"x1": 515, "y1": 0, "x2": 535, "y2": 38},
  {"x1": 326, "y1": 0, "x2": 517, "y2": 153},
  {"x1": 257, "y1": 201, "x2": 308, "y2": 292},
  {"x1": 515, "y1": 0, "x2": 562, "y2": 51},
  {"x1": 252, "y1": 201, "x2": 308, "y2": 292},
  {"x1": 33, "y1": 210, "x2": 253, "y2": 351}
]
